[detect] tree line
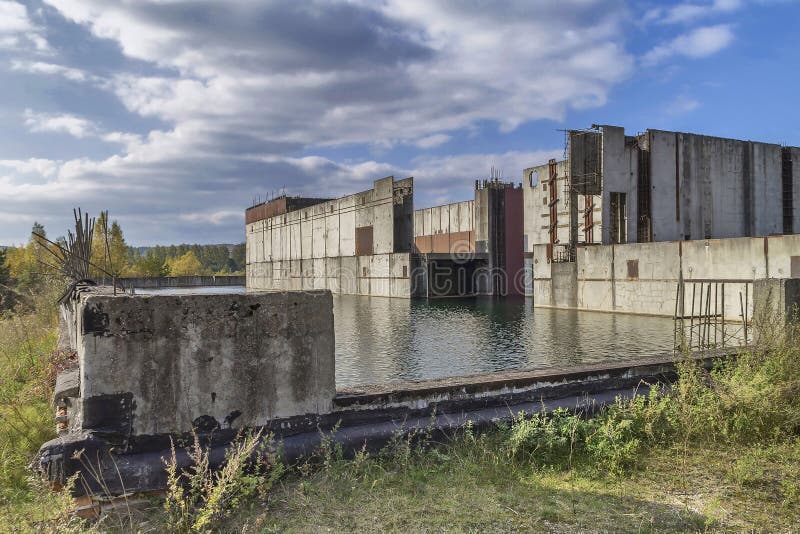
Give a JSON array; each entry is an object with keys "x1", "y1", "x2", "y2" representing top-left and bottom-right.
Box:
[{"x1": 1, "y1": 217, "x2": 245, "y2": 292}]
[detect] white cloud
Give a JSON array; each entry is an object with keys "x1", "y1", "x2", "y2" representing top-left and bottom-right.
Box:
[
  {"x1": 23, "y1": 109, "x2": 98, "y2": 138},
  {"x1": 43, "y1": 0, "x2": 633, "y2": 146},
  {"x1": 0, "y1": 1, "x2": 50, "y2": 52},
  {"x1": 415, "y1": 134, "x2": 451, "y2": 149},
  {"x1": 642, "y1": 24, "x2": 734, "y2": 65},
  {"x1": 0, "y1": 158, "x2": 60, "y2": 177},
  {"x1": 178, "y1": 210, "x2": 242, "y2": 225},
  {"x1": 11, "y1": 60, "x2": 89, "y2": 81},
  {"x1": 644, "y1": 0, "x2": 743, "y2": 25},
  {"x1": 22, "y1": 110, "x2": 143, "y2": 153},
  {"x1": 0, "y1": 1, "x2": 31, "y2": 33}
]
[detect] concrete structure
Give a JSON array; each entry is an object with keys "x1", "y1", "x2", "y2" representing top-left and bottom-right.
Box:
[
  {"x1": 413, "y1": 200, "x2": 475, "y2": 255},
  {"x1": 54, "y1": 285, "x2": 335, "y2": 437},
  {"x1": 246, "y1": 175, "x2": 528, "y2": 298},
  {"x1": 244, "y1": 125, "x2": 799, "y2": 307},
  {"x1": 524, "y1": 126, "x2": 800, "y2": 253},
  {"x1": 524, "y1": 125, "x2": 800, "y2": 315},
  {"x1": 408, "y1": 180, "x2": 526, "y2": 297},
  {"x1": 246, "y1": 176, "x2": 414, "y2": 298}
]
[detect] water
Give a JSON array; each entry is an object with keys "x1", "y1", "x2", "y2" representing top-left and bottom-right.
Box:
[
  {"x1": 135, "y1": 286, "x2": 247, "y2": 296},
  {"x1": 135, "y1": 287, "x2": 675, "y2": 387}
]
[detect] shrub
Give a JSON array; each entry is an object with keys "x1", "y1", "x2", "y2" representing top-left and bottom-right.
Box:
[{"x1": 163, "y1": 429, "x2": 282, "y2": 533}]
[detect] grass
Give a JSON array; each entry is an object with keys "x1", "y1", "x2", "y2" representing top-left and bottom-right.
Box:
[
  {"x1": 0, "y1": 280, "x2": 94, "y2": 533},
  {"x1": 247, "y1": 437, "x2": 800, "y2": 532},
  {"x1": 0, "y1": 281, "x2": 799, "y2": 532}
]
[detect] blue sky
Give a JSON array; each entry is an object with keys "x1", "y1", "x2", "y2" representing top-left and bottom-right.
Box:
[{"x1": 1, "y1": 0, "x2": 798, "y2": 245}]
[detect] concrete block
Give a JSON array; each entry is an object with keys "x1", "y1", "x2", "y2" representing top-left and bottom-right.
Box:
[{"x1": 69, "y1": 288, "x2": 335, "y2": 436}]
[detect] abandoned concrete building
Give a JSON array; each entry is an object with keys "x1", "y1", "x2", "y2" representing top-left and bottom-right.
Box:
[{"x1": 246, "y1": 125, "x2": 800, "y2": 315}]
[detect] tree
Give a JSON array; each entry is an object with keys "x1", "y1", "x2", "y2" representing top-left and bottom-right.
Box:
[
  {"x1": 5, "y1": 223, "x2": 48, "y2": 289},
  {"x1": 230, "y1": 243, "x2": 246, "y2": 272},
  {"x1": 166, "y1": 251, "x2": 207, "y2": 276},
  {"x1": 129, "y1": 250, "x2": 168, "y2": 277}
]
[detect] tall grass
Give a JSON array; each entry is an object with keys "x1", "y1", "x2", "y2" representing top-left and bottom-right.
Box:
[
  {"x1": 0, "y1": 282, "x2": 62, "y2": 500},
  {"x1": 0, "y1": 281, "x2": 75, "y2": 529},
  {"x1": 507, "y1": 306, "x2": 800, "y2": 479}
]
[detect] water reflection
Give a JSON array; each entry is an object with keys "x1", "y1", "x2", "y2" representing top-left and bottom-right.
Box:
[{"x1": 333, "y1": 295, "x2": 675, "y2": 387}]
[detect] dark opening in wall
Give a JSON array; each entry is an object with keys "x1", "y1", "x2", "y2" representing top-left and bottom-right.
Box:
[
  {"x1": 355, "y1": 226, "x2": 373, "y2": 256},
  {"x1": 637, "y1": 146, "x2": 652, "y2": 242},
  {"x1": 610, "y1": 192, "x2": 627, "y2": 244},
  {"x1": 782, "y1": 148, "x2": 794, "y2": 234},
  {"x1": 627, "y1": 259, "x2": 639, "y2": 279}
]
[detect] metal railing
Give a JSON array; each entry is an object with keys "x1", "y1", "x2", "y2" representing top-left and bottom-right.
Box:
[{"x1": 673, "y1": 278, "x2": 753, "y2": 354}]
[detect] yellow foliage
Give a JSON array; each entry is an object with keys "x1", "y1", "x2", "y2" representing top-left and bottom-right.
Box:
[{"x1": 166, "y1": 251, "x2": 207, "y2": 276}]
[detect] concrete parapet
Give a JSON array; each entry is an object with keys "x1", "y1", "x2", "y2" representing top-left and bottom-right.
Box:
[{"x1": 60, "y1": 286, "x2": 335, "y2": 436}]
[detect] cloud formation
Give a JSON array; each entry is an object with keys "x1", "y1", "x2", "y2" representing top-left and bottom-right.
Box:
[
  {"x1": 3, "y1": 0, "x2": 784, "y2": 245},
  {"x1": 642, "y1": 24, "x2": 734, "y2": 65},
  {"x1": 0, "y1": 0, "x2": 49, "y2": 51},
  {"x1": 644, "y1": 0, "x2": 743, "y2": 25},
  {"x1": 23, "y1": 109, "x2": 97, "y2": 138},
  {"x1": 0, "y1": 0, "x2": 637, "y2": 244}
]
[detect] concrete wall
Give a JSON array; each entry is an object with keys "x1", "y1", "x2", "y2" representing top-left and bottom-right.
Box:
[
  {"x1": 413, "y1": 200, "x2": 475, "y2": 254},
  {"x1": 63, "y1": 287, "x2": 335, "y2": 436},
  {"x1": 600, "y1": 126, "x2": 638, "y2": 244},
  {"x1": 646, "y1": 130, "x2": 785, "y2": 242},
  {"x1": 787, "y1": 147, "x2": 800, "y2": 235},
  {"x1": 246, "y1": 177, "x2": 414, "y2": 297},
  {"x1": 533, "y1": 235, "x2": 800, "y2": 317},
  {"x1": 523, "y1": 126, "x2": 798, "y2": 252},
  {"x1": 246, "y1": 253, "x2": 414, "y2": 298}
]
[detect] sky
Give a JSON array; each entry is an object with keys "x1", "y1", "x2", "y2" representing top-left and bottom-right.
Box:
[{"x1": 1, "y1": 0, "x2": 799, "y2": 246}]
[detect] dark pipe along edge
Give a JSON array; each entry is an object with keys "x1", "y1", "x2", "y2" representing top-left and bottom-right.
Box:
[
  {"x1": 37, "y1": 385, "x2": 645, "y2": 497},
  {"x1": 36, "y1": 350, "x2": 728, "y2": 498}
]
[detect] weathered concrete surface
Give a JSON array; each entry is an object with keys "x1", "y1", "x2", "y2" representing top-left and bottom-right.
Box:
[
  {"x1": 64, "y1": 287, "x2": 335, "y2": 435},
  {"x1": 524, "y1": 125, "x2": 800, "y2": 249},
  {"x1": 246, "y1": 177, "x2": 414, "y2": 297},
  {"x1": 530, "y1": 235, "x2": 800, "y2": 317},
  {"x1": 334, "y1": 349, "x2": 730, "y2": 413}
]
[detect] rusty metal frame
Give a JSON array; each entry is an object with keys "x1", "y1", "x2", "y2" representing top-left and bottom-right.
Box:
[
  {"x1": 583, "y1": 194, "x2": 594, "y2": 243},
  {"x1": 548, "y1": 159, "x2": 559, "y2": 249}
]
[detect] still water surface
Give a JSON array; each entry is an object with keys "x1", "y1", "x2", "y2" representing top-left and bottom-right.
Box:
[{"x1": 136, "y1": 287, "x2": 675, "y2": 387}]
